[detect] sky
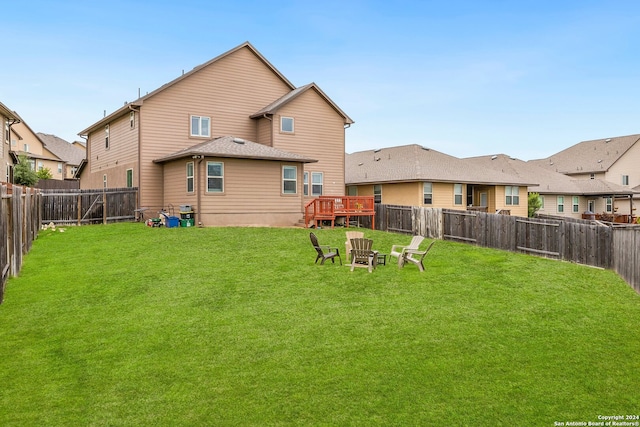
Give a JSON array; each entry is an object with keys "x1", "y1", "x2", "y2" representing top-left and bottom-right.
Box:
[{"x1": 2, "y1": 0, "x2": 640, "y2": 161}]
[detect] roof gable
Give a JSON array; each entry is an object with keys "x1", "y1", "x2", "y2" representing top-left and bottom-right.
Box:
[{"x1": 37, "y1": 133, "x2": 86, "y2": 165}]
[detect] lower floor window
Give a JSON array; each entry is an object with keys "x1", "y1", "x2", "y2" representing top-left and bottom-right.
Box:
[
  {"x1": 207, "y1": 161, "x2": 224, "y2": 192},
  {"x1": 311, "y1": 172, "x2": 323, "y2": 196},
  {"x1": 557, "y1": 196, "x2": 564, "y2": 213},
  {"x1": 423, "y1": 182, "x2": 433, "y2": 205},
  {"x1": 283, "y1": 166, "x2": 297, "y2": 194},
  {"x1": 126, "y1": 169, "x2": 133, "y2": 188},
  {"x1": 505, "y1": 186, "x2": 520, "y2": 205}
]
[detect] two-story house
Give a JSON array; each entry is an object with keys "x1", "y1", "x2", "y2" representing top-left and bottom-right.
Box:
[
  {"x1": 77, "y1": 42, "x2": 353, "y2": 226},
  {"x1": 1, "y1": 101, "x2": 20, "y2": 183},
  {"x1": 8, "y1": 116, "x2": 64, "y2": 181},
  {"x1": 37, "y1": 133, "x2": 85, "y2": 180}
]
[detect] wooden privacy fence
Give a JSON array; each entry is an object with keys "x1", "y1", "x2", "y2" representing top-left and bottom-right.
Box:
[
  {"x1": 1, "y1": 184, "x2": 41, "y2": 304},
  {"x1": 371, "y1": 204, "x2": 639, "y2": 293},
  {"x1": 41, "y1": 187, "x2": 138, "y2": 225}
]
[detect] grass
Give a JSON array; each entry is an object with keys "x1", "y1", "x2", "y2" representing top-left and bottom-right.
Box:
[{"x1": 0, "y1": 223, "x2": 639, "y2": 426}]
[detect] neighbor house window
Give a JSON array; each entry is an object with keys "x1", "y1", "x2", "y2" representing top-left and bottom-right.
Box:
[
  {"x1": 347, "y1": 186, "x2": 357, "y2": 196},
  {"x1": 622, "y1": 175, "x2": 629, "y2": 186},
  {"x1": 303, "y1": 171, "x2": 309, "y2": 196},
  {"x1": 540, "y1": 195, "x2": 545, "y2": 210},
  {"x1": 505, "y1": 186, "x2": 519, "y2": 205},
  {"x1": 283, "y1": 166, "x2": 297, "y2": 194},
  {"x1": 373, "y1": 184, "x2": 382, "y2": 204},
  {"x1": 588, "y1": 200, "x2": 595, "y2": 212},
  {"x1": 423, "y1": 182, "x2": 433, "y2": 205},
  {"x1": 126, "y1": 169, "x2": 133, "y2": 188},
  {"x1": 186, "y1": 162, "x2": 194, "y2": 193},
  {"x1": 37, "y1": 161, "x2": 43, "y2": 171},
  {"x1": 130, "y1": 111, "x2": 135, "y2": 129},
  {"x1": 105, "y1": 125, "x2": 109, "y2": 149},
  {"x1": 57, "y1": 162, "x2": 63, "y2": 174},
  {"x1": 605, "y1": 197, "x2": 613, "y2": 213},
  {"x1": 557, "y1": 196, "x2": 564, "y2": 213},
  {"x1": 11, "y1": 139, "x2": 16, "y2": 147},
  {"x1": 454, "y1": 183, "x2": 463, "y2": 205},
  {"x1": 572, "y1": 196, "x2": 579, "y2": 213},
  {"x1": 103, "y1": 174, "x2": 107, "y2": 189},
  {"x1": 23, "y1": 143, "x2": 30, "y2": 152},
  {"x1": 206, "y1": 161, "x2": 223, "y2": 193},
  {"x1": 280, "y1": 116, "x2": 294, "y2": 133},
  {"x1": 191, "y1": 115, "x2": 210, "y2": 137},
  {"x1": 311, "y1": 172, "x2": 323, "y2": 196}
]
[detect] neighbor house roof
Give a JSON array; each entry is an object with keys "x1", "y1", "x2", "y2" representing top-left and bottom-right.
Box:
[
  {"x1": 250, "y1": 82, "x2": 354, "y2": 125},
  {"x1": 528, "y1": 134, "x2": 640, "y2": 175},
  {"x1": 37, "y1": 133, "x2": 86, "y2": 166},
  {"x1": 153, "y1": 136, "x2": 318, "y2": 164},
  {"x1": 464, "y1": 154, "x2": 636, "y2": 196},
  {"x1": 346, "y1": 144, "x2": 536, "y2": 186},
  {"x1": 79, "y1": 42, "x2": 297, "y2": 136}
]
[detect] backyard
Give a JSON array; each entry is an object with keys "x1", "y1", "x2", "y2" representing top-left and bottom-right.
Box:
[{"x1": 0, "y1": 223, "x2": 639, "y2": 426}]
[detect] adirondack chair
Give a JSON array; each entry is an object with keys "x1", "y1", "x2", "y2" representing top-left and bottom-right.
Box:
[
  {"x1": 310, "y1": 232, "x2": 342, "y2": 265},
  {"x1": 389, "y1": 235, "x2": 425, "y2": 266},
  {"x1": 399, "y1": 240, "x2": 436, "y2": 272},
  {"x1": 345, "y1": 231, "x2": 365, "y2": 263},
  {"x1": 349, "y1": 237, "x2": 377, "y2": 273}
]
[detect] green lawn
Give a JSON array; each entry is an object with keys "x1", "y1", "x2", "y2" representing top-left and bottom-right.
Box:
[{"x1": 1, "y1": 223, "x2": 639, "y2": 426}]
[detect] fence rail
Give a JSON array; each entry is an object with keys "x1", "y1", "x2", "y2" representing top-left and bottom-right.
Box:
[
  {"x1": 40, "y1": 187, "x2": 138, "y2": 225},
  {"x1": 371, "y1": 204, "x2": 639, "y2": 294},
  {"x1": 1, "y1": 184, "x2": 41, "y2": 304}
]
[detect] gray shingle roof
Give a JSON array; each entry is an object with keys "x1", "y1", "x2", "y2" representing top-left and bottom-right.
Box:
[
  {"x1": 37, "y1": 133, "x2": 86, "y2": 166},
  {"x1": 153, "y1": 136, "x2": 318, "y2": 164},
  {"x1": 529, "y1": 134, "x2": 640, "y2": 174},
  {"x1": 346, "y1": 144, "x2": 535, "y2": 186}
]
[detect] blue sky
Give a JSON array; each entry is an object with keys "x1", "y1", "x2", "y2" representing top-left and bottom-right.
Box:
[{"x1": 2, "y1": 0, "x2": 640, "y2": 160}]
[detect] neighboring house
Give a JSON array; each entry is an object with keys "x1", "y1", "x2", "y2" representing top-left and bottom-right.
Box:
[
  {"x1": 37, "y1": 133, "x2": 85, "y2": 180},
  {"x1": 8, "y1": 116, "x2": 64, "y2": 180},
  {"x1": 1, "y1": 101, "x2": 21, "y2": 183},
  {"x1": 465, "y1": 154, "x2": 636, "y2": 219},
  {"x1": 77, "y1": 42, "x2": 353, "y2": 226},
  {"x1": 529, "y1": 134, "x2": 640, "y2": 216},
  {"x1": 346, "y1": 144, "x2": 536, "y2": 217}
]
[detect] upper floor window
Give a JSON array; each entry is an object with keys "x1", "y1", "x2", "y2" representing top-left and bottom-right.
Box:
[
  {"x1": 505, "y1": 186, "x2": 519, "y2": 205},
  {"x1": 186, "y1": 162, "x2": 194, "y2": 193},
  {"x1": 454, "y1": 183, "x2": 463, "y2": 205},
  {"x1": 311, "y1": 172, "x2": 323, "y2": 196},
  {"x1": 283, "y1": 166, "x2": 297, "y2": 194},
  {"x1": 373, "y1": 184, "x2": 382, "y2": 204},
  {"x1": 23, "y1": 143, "x2": 30, "y2": 152},
  {"x1": 105, "y1": 125, "x2": 110, "y2": 149},
  {"x1": 191, "y1": 115, "x2": 210, "y2": 137},
  {"x1": 130, "y1": 111, "x2": 135, "y2": 129},
  {"x1": 622, "y1": 175, "x2": 629, "y2": 186},
  {"x1": 280, "y1": 116, "x2": 294, "y2": 133},
  {"x1": 572, "y1": 196, "x2": 579, "y2": 213},
  {"x1": 206, "y1": 161, "x2": 223, "y2": 193},
  {"x1": 423, "y1": 182, "x2": 433, "y2": 205}
]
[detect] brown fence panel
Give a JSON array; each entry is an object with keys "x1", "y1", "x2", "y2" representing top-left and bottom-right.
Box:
[
  {"x1": 515, "y1": 217, "x2": 562, "y2": 259},
  {"x1": 41, "y1": 188, "x2": 138, "y2": 225},
  {"x1": 613, "y1": 228, "x2": 640, "y2": 293}
]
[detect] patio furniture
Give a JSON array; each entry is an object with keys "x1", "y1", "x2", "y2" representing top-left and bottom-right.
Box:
[
  {"x1": 349, "y1": 237, "x2": 377, "y2": 273},
  {"x1": 310, "y1": 232, "x2": 342, "y2": 265},
  {"x1": 389, "y1": 235, "x2": 425, "y2": 266},
  {"x1": 345, "y1": 231, "x2": 365, "y2": 263},
  {"x1": 399, "y1": 240, "x2": 436, "y2": 272}
]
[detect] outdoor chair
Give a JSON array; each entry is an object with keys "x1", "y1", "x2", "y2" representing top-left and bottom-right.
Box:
[
  {"x1": 389, "y1": 235, "x2": 425, "y2": 266},
  {"x1": 349, "y1": 237, "x2": 377, "y2": 273},
  {"x1": 399, "y1": 240, "x2": 436, "y2": 272},
  {"x1": 310, "y1": 232, "x2": 342, "y2": 265},
  {"x1": 345, "y1": 231, "x2": 365, "y2": 263}
]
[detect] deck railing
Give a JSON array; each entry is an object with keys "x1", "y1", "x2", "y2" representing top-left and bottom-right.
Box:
[{"x1": 304, "y1": 196, "x2": 375, "y2": 229}]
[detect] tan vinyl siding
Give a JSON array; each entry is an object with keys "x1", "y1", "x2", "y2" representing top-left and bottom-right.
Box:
[
  {"x1": 256, "y1": 117, "x2": 273, "y2": 146},
  {"x1": 271, "y1": 89, "x2": 345, "y2": 198}
]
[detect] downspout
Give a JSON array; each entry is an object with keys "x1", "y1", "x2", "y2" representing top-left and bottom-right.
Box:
[
  {"x1": 262, "y1": 113, "x2": 273, "y2": 146},
  {"x1": 193, "y1": 155, "x2": 204, "y2": 226},
  {"x1": 6, "y1": 118, "x2": 20, "y2": 183},
  {"x1": 129, "y1": 105, "x2": 141, "y2": 209}
]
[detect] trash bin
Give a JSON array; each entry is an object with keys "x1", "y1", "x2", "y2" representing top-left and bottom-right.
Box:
[
  {"x1": 160, "y1": 212, "x2": 180, "y2": 228},
  {"x1": 180, "y1": 210, "x2": 195, "y2": 227}
]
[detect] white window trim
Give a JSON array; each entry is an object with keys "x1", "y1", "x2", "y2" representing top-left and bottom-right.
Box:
[
  {"x1": 454, "y1": 183, "x2": 463, "y2": 205},
  {"x1": 186, "y1": 162, "x2": 194, "y2": 193},
  {"x1": 126, "y1": 169, "x2": 134, "y2": 188},
  {"x1": 557, "y1": 196, "x2": 564, "y2": 213},
  {"x1": 280, "y1": 116, "x2": 294, "y2": 133},
  {"x1": 282, "y1": 165, "x2": 297, "y2": 194},
  {"x1": 206, "y1": 161, "x2": 224, "y2": 193},
  {"x1": 505, "y1": 186, "x2": 520, "y2": 206},
  {"x1": 572, "y1": 196, "x2": 579, "y2": 213},
  {"x1": 373, "y1": 184, "x2": 382, "y2": 204},
  {"x1": 423, "y1": 182, "x2": 433, "y2": 205},
  {"x1": 311, "y1": 172, "x2": 324, "y2": 197},
  {"x1": 303, "y1": 171, "x2": 309, "y2": 196},
  {"x1": 190, "y1": 115, "x2": 211, "y2": 137}
]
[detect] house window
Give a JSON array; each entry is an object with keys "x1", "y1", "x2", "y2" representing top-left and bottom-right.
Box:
[
  {"x1": 126, "y1": 169, "x2": 133, "y2": 188},
  {"x1": 454, "y1": 183, "x2": 463, "y2": 205},
  {"x1": 37, "y1": 161, "x2": 43, "y2": 171},
  {"x1": 622, "y1": 175, "x2": 629, "y2": 186},
  {"x1": 28, "y1": 160, "x2": 35, "y2": 170},
  {"x1": 588, "y1": 199, "x2": 595, "y2": 212},
  {"x1": 590, "y1": 173, "x2": 595, "y2": 179},
  {"x1": 57, "y1": 162, "x2": 63, "y2": 174},
  {"x1": 130, "y1": 111, "x2": 135, "y2": 129},
  {"x1": 311, "y1": 172, "x2": 323, "y2": 196},
  {"x1": 23, "y1": 143, "x2": 30, "y2": 152},
  {"x1": 280, "y1": 116, "x2": 294, "y2": 133},
  {"x1": 423, "y1": 182, "x2": 433, "y2": 205},
  {"x1": 105, "y1": 125, "x2": 110, "y2": 149},
  {"x1": 186, "y1": 162, "x2": 194, "y2": 193},
  {"x1": 373, "y1": 184, "x2": 382, "y2": 204},
  {"x1": 303, "y1": 172, "x2": 309, "y2": 196},
  {"x1": 347, "y1": 186, "x2": 357, "y2": 196},
  {"x1": 206, "y1": 161, "x2": 223, "y2": 193},
  {"x1": 605, "y1": 197, "x2": 613, "y2": 213},
  {"x1": 11, "y1": 139, "x2": 16, "y2": 147},
  {"x1": 505, "y1": 186, "x2": 520, "y2": 205},
  {"x1": 557, "y1": 196, "x2": 564, "y2": 213},
  {"x1": 190, "y1": 115, "x2": 210, "y2": 137},
  {"x1": 540, "y1": 195, "x2": 545, "y2": 210},
  {"x1": 283, "y1": 166, "x2": 297, "y2": 194},
  {"x1": 103, "y1": 174, "x2": 107, "y2": 189},
  {"x1": 572, "y1": 196, "x2": 579, "y2": 213}
]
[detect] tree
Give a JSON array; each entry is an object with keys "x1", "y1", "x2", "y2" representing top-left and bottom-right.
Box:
[
  {"x1": 37, "y1": 167, "x2": 53, "y2": 180},
  {"x1": 13, "y1": 155, "x2": 39, "y2": 187},
  {"x1": 528, "y1": 192, "x2": 542, "y2": 218}
]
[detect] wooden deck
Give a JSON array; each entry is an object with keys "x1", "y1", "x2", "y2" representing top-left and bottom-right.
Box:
[{"x1": 304, "y1": 196, "x2": 375, "y2": 229}]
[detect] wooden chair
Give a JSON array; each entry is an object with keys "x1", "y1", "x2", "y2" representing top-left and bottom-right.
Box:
[
  {"x1": 389, "y1": 235, "x2": 425, "y2": 266},
  {"x1": 349, "y1": 238, "x2": 377, "y2": 273},
  {"x1": 345, "y1": 231, "x2": 365, "y2": 263},
  {"x1": 309, "y1": 232, "x2": 342, "y2": 265},
  {"x1": 399, "y1": 240, "x2": 436, "y2": 272}
]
